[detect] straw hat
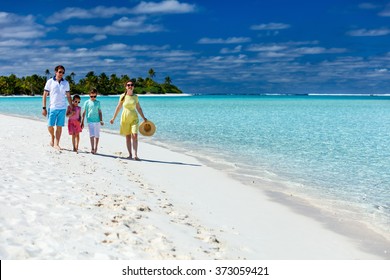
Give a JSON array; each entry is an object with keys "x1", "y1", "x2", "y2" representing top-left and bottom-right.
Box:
[{"x1": 139, "y1": 120, "x2": 156, "y2": 136}]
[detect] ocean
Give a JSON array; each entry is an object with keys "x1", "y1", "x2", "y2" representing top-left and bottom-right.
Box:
[{"x1": 1, "y1": 94, "x2": 389, "y2": 238}]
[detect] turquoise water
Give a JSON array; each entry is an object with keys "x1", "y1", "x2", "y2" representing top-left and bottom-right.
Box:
[{"x1": 1, "y1": 94, "x2": 389, "y2": 237}]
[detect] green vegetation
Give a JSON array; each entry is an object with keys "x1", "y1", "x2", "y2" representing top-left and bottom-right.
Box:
[{"x1": 0, "y1": 68, "x2": 182, "y2": 96}]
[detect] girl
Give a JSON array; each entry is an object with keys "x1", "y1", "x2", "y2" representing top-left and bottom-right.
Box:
[{"x1": 66, "y1": 94, "x2": 82, "y2": 153}]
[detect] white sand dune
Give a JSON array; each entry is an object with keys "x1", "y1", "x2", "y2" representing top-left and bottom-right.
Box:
[{"x1": 0, "y1": 114, "x2": 388, "y2": 259}]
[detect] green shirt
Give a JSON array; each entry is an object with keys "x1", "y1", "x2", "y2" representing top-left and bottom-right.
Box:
[{"x1": 83, "y1": 99, "x2": 101, "y2": 123}]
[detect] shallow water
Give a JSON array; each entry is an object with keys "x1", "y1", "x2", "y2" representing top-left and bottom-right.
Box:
[{"x1": 1, "y1": 94, "x2": 389, "y2": 238}]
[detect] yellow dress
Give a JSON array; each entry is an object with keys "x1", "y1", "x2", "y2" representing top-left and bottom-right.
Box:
[{"x1": 120, "y1": 94, "x2": 139, "y2": 135}]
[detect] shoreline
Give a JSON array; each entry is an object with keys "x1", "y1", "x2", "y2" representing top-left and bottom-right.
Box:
[
  {"x1": 0, "y1": 93, "x2": 194, "y2": 98},
  {"x1": 143, "y1": 136, "x2": 390, "y2": 248},
  {"x1": 2, "y1": 93, "x2": 390, "y2": 98},
  {"x1": 0, "y1": 114, "x2": 389, "y2": 259}
]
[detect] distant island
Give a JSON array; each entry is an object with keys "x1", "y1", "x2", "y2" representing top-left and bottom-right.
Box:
[{"x1": 0, "y1": 68, "x2": 182, "y2": 96}]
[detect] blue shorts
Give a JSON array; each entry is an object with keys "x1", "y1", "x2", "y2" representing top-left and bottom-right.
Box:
[{"x1": 47, "y1": 109, "x2": 66, "y2": 127}]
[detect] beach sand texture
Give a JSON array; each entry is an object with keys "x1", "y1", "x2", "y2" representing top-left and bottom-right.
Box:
[{"x1": 0, "y1": 114, "x2": 387, "y2": 259}]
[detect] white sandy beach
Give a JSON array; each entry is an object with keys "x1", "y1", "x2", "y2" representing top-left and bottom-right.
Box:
[{"x1": 0, "y1": 114, "x2": 388, "y2": 260}]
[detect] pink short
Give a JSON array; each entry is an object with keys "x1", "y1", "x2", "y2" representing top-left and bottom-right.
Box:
[{"x1": 68, "y1": 119, "x2": 82, "y2": 135}]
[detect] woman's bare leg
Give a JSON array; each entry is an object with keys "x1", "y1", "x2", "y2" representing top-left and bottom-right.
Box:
[
  {"x1": 126, "y1": 135, "x2": 132, "y2": 158},
  {"x1": 132, "y1": 133, "x2": 139, "y2": 160}
]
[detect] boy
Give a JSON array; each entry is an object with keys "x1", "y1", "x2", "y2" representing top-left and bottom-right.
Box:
[{"x1": 81, "y1": 89, "x2": 104, "y2": 154}]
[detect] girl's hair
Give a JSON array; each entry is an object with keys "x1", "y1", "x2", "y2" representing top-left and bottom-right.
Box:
[
  {"x1": 72, "y1": 94, "x2": 80, "y2": 100},
  {"x1": 121, "y1": 81, "x2": 132, "y2": 102}
]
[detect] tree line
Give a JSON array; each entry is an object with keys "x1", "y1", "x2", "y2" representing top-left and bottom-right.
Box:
[{"x1": 0, "y1": 68, "x2": 182, "y2": 96}]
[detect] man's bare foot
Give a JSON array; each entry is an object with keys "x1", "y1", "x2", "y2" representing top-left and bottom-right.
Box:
[
  {"x1": 134, "y1": 156, "x2": 141, "y2": 161},
  {"x1": 91, "y1": 149, "x2": 95, "y2": 154},
  {"x1": 49, "y1": 140, "x2": 54, "y2": 147},
  {"x1": 127, "y1": 154, "x2": 133, "y2": 159}
]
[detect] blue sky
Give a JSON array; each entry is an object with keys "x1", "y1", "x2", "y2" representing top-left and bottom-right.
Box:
[{"x1": 1, "y1": 0, "x2": 390, "y2": 94}]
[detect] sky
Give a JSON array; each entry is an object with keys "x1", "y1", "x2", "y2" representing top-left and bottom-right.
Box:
[{"x1": 1, "y1": 0, "x2": 390, "y2": 94}]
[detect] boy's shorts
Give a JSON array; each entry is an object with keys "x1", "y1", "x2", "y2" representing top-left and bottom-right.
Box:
[
  {"x1": 47, "y1": 109, "x2": 66, "y2": 127},
  {"x1": 88, "y1": 122, "x2": 101, "y2": 138}
]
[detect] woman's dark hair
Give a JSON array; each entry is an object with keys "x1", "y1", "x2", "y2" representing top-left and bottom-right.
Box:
[{"x1": 121, "y1": 81, "x2": 133, "y2": 102}]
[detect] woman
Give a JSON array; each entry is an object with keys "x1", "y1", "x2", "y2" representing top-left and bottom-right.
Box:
[{"x1": 110, "y1": 81, "x2": 147, "y2": 160}]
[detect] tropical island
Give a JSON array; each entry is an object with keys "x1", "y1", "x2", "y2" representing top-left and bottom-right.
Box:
[{"x1": 0, "y1": 68, "x2": 182, "y2": 96}]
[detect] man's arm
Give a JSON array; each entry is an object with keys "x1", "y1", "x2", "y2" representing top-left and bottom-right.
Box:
[
  {"x1": 66, "y1": 91, "x2": 72, "y2": 106},
  {"x1": 42, "y1": 90, "x2": 49, "y2": 116}
]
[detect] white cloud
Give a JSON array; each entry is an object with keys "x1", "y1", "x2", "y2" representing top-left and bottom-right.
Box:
[
  {"x1": 245, "y1": 42, "x2": 346, "y2": 62},
  {"x1": 247, "y1": 44, "x2": 288, "y2": 52},
  {"x1": 198, "y1": 37, "x2": 251, "y2": 44},
  {"x1": 46, "y1": 1, "x2": 197, "y2": 24},
  {"x1": 93, "y1": 34, "x2": 107, "y2": 41},
  {"x1": 132, "y1": 0, "x2": 196, "y2": 14},
  {"x1": 46, "y1": 6, "x2": 131, "y2": 24},
  {"x1": 0, "y1": 39, "x2": 30, "y2": 47},
  {"x1": 347, "y1": 28, "x2": 390, "y2": 36},
  {"x1": 129, "y1": 45, "x2": 170, "y2": 51},
  {"x1": 101, "y1": 43, "x2": 128, "y2": 51},
  {"x1": 260, "y1": 51, "x2": 291, "y2": 58},
  {"x1": 358, "y1": 3, "x2": 381, "y2": 10},
  {"x1": 294, "y1": 47, "x2": 347, "y2": 54},
  {"x1": 220, "y1": 45, "x2": 242, "y2": 54},
  {"x1": 378, "y1": 3, "x2": 390, "y2": 16},
  {"x1": 250, "y1": 22, "x2": 290, "y2": 30},
  {"x1": 68, "y1": 16, "x2": 163, "y2": 35},
  {"x1": 0, "y1": 12, "x2": 47, "y2": 39}
]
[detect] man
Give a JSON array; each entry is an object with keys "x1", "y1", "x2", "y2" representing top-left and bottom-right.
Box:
[{"x1": 42, "y1": 65, "x2": 72, "y2": 150}]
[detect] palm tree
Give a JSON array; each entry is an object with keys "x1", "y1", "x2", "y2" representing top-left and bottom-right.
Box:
[
  {"x1": 98, "y1": 72, "x2": 109, "y2": 94},
  {"x1": 0, "y1": 76, "x2": 7, "y2": 95},
  {"x1": 145, "y1": 77, "x2": 153, "y2": 88},
  {"x1": 148, "y1": 68, "x2": 156, "y2": 79},
  {"x1": 120, "y1": 74, "x2": 130, "y2": 86},
  {"x1": 164, "y1": 76, "x2": 172, "y2": 85},
  {"x1": 85, "y1": 71, "x2": 98, "y2": 91},
  {"x1": 7, "y1": 74, "x2": 18, "y2": 95},
  {"x1": 0, "y1": 71, "x2": 183, "y2": 96},
  {"x1": 65, "y1": 72, "x2": 76, "y2": 89},
  {"x1": 70, "y1": 72, "x2": 76, "y2": 82},
  {"x1": 45, "y1": 69, "x2": 51, "y2": 80},
  {"x1": 109, "y1": 74, "x2": 121, "y2": 94},
  {"x1": 137, "y1": 77, "x2": 145, "y2": 85}
]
